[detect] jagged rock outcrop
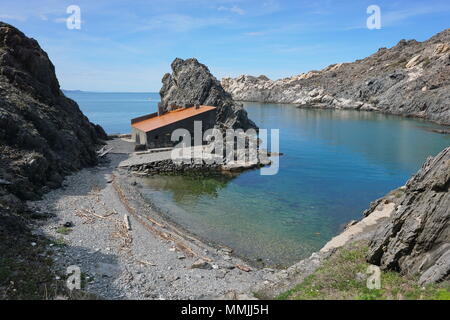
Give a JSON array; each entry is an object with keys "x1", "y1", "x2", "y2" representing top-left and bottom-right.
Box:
[
  {"x1": 160, "y1": 58, "x2": 257, "y2": 130},
  {"x1": 222, "y1": 28, "x2": 450, "y2": 125},
  {"x1": 0, "y1": 21, "x2": 106, "y2": 203},
  {"x1": 366, "y1": 147, "x2": 450, "y2": 284}
]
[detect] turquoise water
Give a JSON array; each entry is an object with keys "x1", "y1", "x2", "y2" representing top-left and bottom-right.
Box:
[{"x1": 67, "y1": 92, "x2": 450, "y2": 266}]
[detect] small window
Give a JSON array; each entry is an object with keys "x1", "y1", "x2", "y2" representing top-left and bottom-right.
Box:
[{"x1": 155, "y1": 135, "x2": 159, "y2": 140}]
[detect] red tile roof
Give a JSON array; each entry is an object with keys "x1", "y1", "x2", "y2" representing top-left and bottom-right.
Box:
[{"x1": 132, "y1": 105, "x2": 216, "y2": 132}]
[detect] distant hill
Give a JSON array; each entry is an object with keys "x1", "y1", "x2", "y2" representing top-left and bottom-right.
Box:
[
  {"x1": 222, "y1": 28, "x2": 450, "y2": 125},
  {"x1": 62, "y1": 89, "x2": 85, "y2": 93}
]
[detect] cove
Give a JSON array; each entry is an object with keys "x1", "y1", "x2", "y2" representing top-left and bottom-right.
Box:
[{"x1": 139, "y1": 103, "x2": 450, "y2": 267}]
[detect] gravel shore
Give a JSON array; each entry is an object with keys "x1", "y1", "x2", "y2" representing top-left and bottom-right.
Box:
[{"x1": 29, "y1": 140, "x2": 274, "y2": 300}]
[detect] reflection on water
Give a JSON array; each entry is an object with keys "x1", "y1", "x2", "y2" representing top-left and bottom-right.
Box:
[
  {"x1": 139, "y1": 174, "x2": 235, "y2": 202},
  {"x1": 140, "y1": 104, "x2": 449, "y2": 267}
]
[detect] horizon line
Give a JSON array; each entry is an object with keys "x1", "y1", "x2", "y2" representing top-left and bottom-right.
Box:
[{"x1": 63, "y1": 89, "x2": 160, "y2": 94}]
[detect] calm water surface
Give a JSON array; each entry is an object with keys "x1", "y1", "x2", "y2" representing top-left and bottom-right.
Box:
[{"x1": 67, "y1": 91, "x2": 450, "y2": 266}]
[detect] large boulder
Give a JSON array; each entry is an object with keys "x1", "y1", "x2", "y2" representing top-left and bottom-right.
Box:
[
  {"x1": 367, "y1": 147, "x2": 450, "y2": 284},
  {"x1": 0, "y1": 21, "x2": 107, "y2": 200},
  {"x1": 160, "y1": 58, "x2": 257, "y2": 130}
]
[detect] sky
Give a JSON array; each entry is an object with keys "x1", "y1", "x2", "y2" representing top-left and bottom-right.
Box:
[{"x1": 1, "y1": 0, "x2": 449, "y2": 92}]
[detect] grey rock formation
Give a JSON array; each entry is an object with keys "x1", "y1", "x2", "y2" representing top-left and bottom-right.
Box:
[
  {"x1": 0, "y1": 21, "x2": 106, "y2": 202},
  {"x1": 160, "y1": 58, "x2": 257, "y2": 130},
  {"x1": 366, "y1": 147, "x2": 450, "y2": 284},
  {"x1": 222, "y1": 29, "x2": 450, "y2": 125}
]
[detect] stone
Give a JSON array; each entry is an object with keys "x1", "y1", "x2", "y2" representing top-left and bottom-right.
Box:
[
  {"x1": 166, "y1": 275, "x2": 180, "y2": 282},
  {"x1": 218, "y1": 262, "x2": 235, "y2": 270},
  {"x1": 405, "y1": 54, "x2": 423, "y2": 68},
  {"x1": 219, "y1": 247, "x2": 233, "y2": 254},
  {"x1": 344, "y1": 220, "x2": 358, "y2": 230},
  {"x1": 0, "y1": 178, "x2": 11, "y2": 185},
  {"x1": 63, "y1": 221, "x2": 74, "y2": 228},
  {"x1": 190, "y1": 259, "x2": 213, "y2": 270},
  {"x1": 434, "y1": 43, "x2": 450, "y2": 55},
  {"x1": 367, "y1": 147, "x2": 450, "y2": 284},
  {"x1": 159, "y1": 58, "x2": 257, "y2": 130},
  {"x1": 215, "y1": 270, "x2": 227, "y2": 279}
]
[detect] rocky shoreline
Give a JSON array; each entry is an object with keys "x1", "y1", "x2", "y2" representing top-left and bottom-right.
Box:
[
  {"x1": 26, "y1": 141, "x2": 449, "y2": 299},
  {"x1": 30, "y1": 143, "x2": 275, "y2": 299},
  {"x1": 222, "y1": 29, "x2": 450, "y2": 126},
  {"x1": 253, "y1": 147, "x2": 450, "y2": 297},
  {"x1": 1, "y1": 20, "x2": 448, "y2": 299}
]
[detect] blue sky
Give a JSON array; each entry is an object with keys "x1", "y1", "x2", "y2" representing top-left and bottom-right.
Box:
[{"x1": 1, "y1": 0, "x2": 449, "y2": 92}]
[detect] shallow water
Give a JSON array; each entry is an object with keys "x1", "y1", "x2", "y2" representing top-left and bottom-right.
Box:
[{"x1": 67, "y1": 92, "x2": 450, "y2": 266}]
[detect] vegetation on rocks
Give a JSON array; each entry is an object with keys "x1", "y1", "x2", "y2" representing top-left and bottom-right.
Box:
[{"x1": 277, "y1": 242, "x2": 450, "y2": 300}]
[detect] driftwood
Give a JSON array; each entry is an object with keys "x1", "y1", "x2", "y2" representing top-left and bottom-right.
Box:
[
  {"x1": 112, "y1": 178, "x2": 213, "y2": 262},
  {"x1": 124, "y1": 214, "x2": 131, "y2": 231},
  {"x1": 112, "y1": 220, "x2": 133, "y2": 252},
  {"x1": 235, "y1": 264, "x2": 252, "y2": 272},
  {"x1": 135, "y1": 259, "x2": 156, "y2": 266},
  {"x1": 74, "y1": 208, "x2": 117, "y2": 224},
  {"x1": 97, "y1": 146, "x2": 113, "y2": 157}
]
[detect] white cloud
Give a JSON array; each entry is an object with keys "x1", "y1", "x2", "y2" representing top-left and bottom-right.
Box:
[
  {"x1": 0, "y1": 14, "x2": 27, "y2": 22},
  {"x1": 218, "y1": 5, "x2": 245, "y2": 15},
  {"x1": 137, "y1": 14, "x2": 230, "y2": 32}
]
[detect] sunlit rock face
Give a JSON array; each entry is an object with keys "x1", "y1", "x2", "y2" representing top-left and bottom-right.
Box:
[
  {"x1": 222, "y1": 28, "x2": 450, "y2": 125},
  {"x1": 160, "y1": 58, "x2": 257, "y2": 130},
  {"x1": 367, "y1": 147, "x2": 450, "y2": 284}
]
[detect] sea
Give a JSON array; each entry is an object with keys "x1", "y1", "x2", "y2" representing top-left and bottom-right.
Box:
[{"x1": 66, "y1": 91, "x2": 450, "y2": 266}]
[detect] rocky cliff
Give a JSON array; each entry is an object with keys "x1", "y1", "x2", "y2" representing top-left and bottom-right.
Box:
[
  {"x1": 222, "y1": 28, "x2": 450, "y2": 125},
  {"x1": 160, "y1": 58, "x2": 257, "y2": 130},
  {"x1": 0, "y1": 21, "x2": 106, "y2": 208},
  {"x1": 366, "y1": 147, "x2": 450, "y2": 284}
]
